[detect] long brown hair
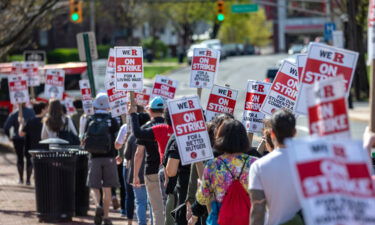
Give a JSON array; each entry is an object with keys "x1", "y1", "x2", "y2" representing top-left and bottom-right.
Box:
[{"x1": 44, "y1": 99, "x2": 64, "y2": 132}]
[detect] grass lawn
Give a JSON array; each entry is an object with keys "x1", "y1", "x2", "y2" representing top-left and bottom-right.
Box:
[{"x1": 144, "y1": 65, "x2": 180, "y2": 79}]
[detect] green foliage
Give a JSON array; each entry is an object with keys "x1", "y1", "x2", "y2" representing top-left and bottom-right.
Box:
[
  {"x1": 47, "y1": 48, "x2": 79, "y2": 63},
  {"x1": 8, "y1": 54, "x2": 23, "y2": 62},
  {"x1": 141, "y1": 38, "x2": 168, "y2": 59},
  {"x1": 144, "y1": 65, "x2": 179, "y2": 79},
  {"x1": 218, "y1": 5, "x2": 271, "y2": 46},
  {"x1": 47, "y1": 45, "x2": 111, "y2": 63}
]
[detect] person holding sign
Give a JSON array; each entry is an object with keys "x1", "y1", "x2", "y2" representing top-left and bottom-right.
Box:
[
  {"x1": 248, "y1": 109, "x2": 302, "y2": 225},
  {"x1": 3, "y1": 104, "x2": 35, "y2": 184},
  {"x1": 190, "y1": 119, "x2": 257, "y2": 225}
]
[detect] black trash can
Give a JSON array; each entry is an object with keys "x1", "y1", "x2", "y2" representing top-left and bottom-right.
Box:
[
  {"x1": 31, "y1": 150, "x2": 77, "y2": 222},
  {"x1": 50, "y1": 145, "x2": 90, "y2": 216}
]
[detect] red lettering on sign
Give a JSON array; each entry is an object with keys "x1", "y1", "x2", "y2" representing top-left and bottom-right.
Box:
[
  {"x1": 132, "y1": 49, "x2": 137, "y2": 55},
  {"x1": 333, "y1": 52, "x2": 344, "y2": 63},
  {"x1": 323, "y1": 85, "x2": 334, "y2": 98},
  {"x1": 188, "y1": 100, "x2": 194, "y2": 109}
]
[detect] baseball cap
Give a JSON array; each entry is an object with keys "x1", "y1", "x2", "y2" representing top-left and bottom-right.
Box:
[
  {"x1": 148, "y1": 96, "x2": 165, "y2": 109},
  {"x1": 93, "y1": 93, "x2": 110, "y2": 110}
]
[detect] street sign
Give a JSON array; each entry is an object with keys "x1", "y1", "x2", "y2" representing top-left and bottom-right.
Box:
[
  {"x1": 77, "y1": 32, "x2": 98, "y2": 61},
  {"x1": 324, "y1": 22, "x2": 336, "y2": 42},
  {"x1": 23, "y1": 50, "x2": 46, "y2": 65},
  {"x1": 231, "y1": 4, "x2": 258, "y2": 13},
  {"x1": 332, "y1": 30, "x2": 344, "y2": 48}
]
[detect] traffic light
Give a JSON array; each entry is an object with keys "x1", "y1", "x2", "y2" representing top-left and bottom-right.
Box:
[
  {"x1": 217, "y1": 0, "x2": 225, "y2": 22},
  {"x1": 70, "y1": 0, "x2": 83, "y2": 23}
]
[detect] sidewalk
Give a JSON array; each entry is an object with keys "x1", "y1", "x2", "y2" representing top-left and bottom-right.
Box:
[{"x1": 0, "y1": 152, "x2": 137, "y2": 225}]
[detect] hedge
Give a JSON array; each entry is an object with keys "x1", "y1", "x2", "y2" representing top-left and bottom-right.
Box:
[{"x1": 46, "y1": 45, "x2": 111, "y2": 63}]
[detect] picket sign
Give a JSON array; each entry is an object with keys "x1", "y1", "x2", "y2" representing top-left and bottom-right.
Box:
[
  {"x1": 22, "y1": 61, "x2": 40, "y2": 87},
  {"x1": 287, "y1": 137, "x2": 375, "y2": 225},
  {"x1": 152, "y1": 75, "x2": 178, "y2": 100},
  {"x1": 167, "y1": 96, "x2": 213, "y2": 165},
  {"x1": 242, "y1": 80, "x2": 271, "y2": 133},
  {"x1": 307, "y1": 76, "x2": 350, "y2": 139},
  {"x1": 44, "y1": 69, "x2": 65, "y2": 100},
  {"x1": 296, "y1": 54, "x2": 307, "y2": 83},
  {"x1": 64, "y1": 97, "x2": 76, "y2": 115},
  {"x1": 105, "y1": 48, "x2": 128, "y2": 117},
  {"x1": 114, "y1": 46, "x2": 143, "y2": 91},
  {"x1": 8, "y1": 75, "x2": 29, "y2": 104},
  {"x1": 295, "y1": 43, "x2": 359, "y2": 115},
  {"x1": 134, "y1": 86, "x2": 152, "y2": 106},
  {"x1": 260, "y1": 61, "x2": 299, "y2": 116},
  {"x1": 79, "y1": 80, "x2": 94, "y2": 115},
  {"x1": 190, "y1": 48, "x2": 220, "y2": 89},
  {"x1": 205, "y1": 84, "x2": 238, "y2": 122}
]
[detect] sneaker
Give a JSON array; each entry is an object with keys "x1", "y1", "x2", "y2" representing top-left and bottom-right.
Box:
[
  {"x1": 103, "y1": 218, "x2": 113, "y2": 225},
  {"x1": 112, "y1": 197, "x2": 119, "y2": 210},
  {"x1": 94, "y1": 206, "x2": 104, "y2": 225},
  {"x1": 25, "y1": 181, "x2": 31, "y2": 186}
]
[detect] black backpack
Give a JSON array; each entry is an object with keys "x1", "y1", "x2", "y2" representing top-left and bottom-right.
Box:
[{"x1": 83, "y1": 115, "x2": 112, "y2": 154}]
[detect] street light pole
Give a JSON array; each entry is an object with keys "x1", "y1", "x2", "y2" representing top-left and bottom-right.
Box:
[{"x1": 90, "y1": 0, "x2": 95, "y2": 33}]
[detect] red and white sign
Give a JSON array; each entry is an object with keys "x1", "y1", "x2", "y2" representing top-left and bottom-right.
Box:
[
  {"x1": 44, "y1": 69, "x2": 65, "y2": 100},
  {"x1": 287, "y1": 138, "x2": 375, "y2": 225},
  {"x1": 134, "y1": 87, "x2": 152, "y2": 106},
  {"x1": 114, "y1": 46, "x2": 143, "y2": 91},
  {"x1": 296, "y1": 54, "x2": 307, "y2": 83},
  {"x1": 205, "y1": 84, "x2": 238, "y2": 122},
  {"x1": 242, "y1": 80, "x2": 271, "y2": 133},
  {"x1": 79, "y1": 80, "x2": 94, "y2": 115},
  {"x1": 369, "y1": 0, "x2": 375, "y2": 26},
  {"x1": 260, "y1": 61, "x2": 299, "y2": 116},
  {"x1": 106, "y1": 48, "x2": 128, "y2": 117},
  {"x1": 168, "y1": 96, "x2": 213, "y2": 165},
  {"x1": 64, "y1": 97, "x2": 76, "y2": 115},
  {"x1": 152, "y1": 75, "x2": 178, "y2": 100},
  {"x1": 295, "y1": 43, "x2": 358, "y2": 115},
  {"x1": 307, "y1": 77, "x2": 350, "y2": 139},
  {"x1": 22, "y1": 61, "x2": 40, "y2": 87},
  {"x1": 11, "y1": 62, "x2": 23, "y2": 75},
  {"x1": 190, "y1": 48, "x2": 220, "y2": 89},
  {"x1": 8, "y1": 75, "x2": 30, "y2": 104}
]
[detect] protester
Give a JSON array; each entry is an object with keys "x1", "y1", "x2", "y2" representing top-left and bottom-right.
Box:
[
  {"x1": 41, "y1": 99, "x2": 77, "y2": 141},
  {"x1": 132, "y1": 97, "x2": 166, "y2": 225},
  {"x1": 18, "y1": 102, "x2": 48, "y2": 185},
  {"x1": 71, "y1": 99, "x2": 83, "y2": 131},
  {"x1": 189, "y1": 119, "x2": 257, "y2": 225},
  {"x1": 248, "y1": 109, "x2": 302, "y2": 225},
  {"x1": 164, "y1": 133, "x2": 191, "y2": 225},
  {"x1": 118, "y1": 112, "x2": 151, "y2": 225},
  {"x1": 129, "y1": 99, "x2": 174, "y2": 214},
  {"x1": 3, "y1": 103, "x2": 35, "y2": 184},
  {"x1": 83, "y1": 93, "x2": 120, "y2": 225}
]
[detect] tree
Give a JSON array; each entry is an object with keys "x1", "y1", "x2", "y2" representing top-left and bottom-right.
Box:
[
  {"x1": 218, "y1": 7, "x2": 271, "y2": 46},
  {"x1": 0, "y1": 0, "x2": 61, "y2": 59}
]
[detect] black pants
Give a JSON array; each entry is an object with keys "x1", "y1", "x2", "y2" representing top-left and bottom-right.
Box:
[{"x1": 13, "y1": 139, "x2": 32, "y2": 181}]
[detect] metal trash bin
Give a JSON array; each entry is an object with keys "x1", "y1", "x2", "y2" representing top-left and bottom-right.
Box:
[
  {"x1": 50, "y1": 145, "x2": 90, "y2": 216},
  {"x1": 30, "y1": 150, "x2": 77, "y2": 222}
]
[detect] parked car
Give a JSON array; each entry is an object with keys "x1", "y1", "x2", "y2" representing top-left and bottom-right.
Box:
[
  {"x1": 288, "y1": 44, "x2": 305, "y2": 55},
  {"x1": 187, "y1": 39, "x2": 227, "y2": 64}
]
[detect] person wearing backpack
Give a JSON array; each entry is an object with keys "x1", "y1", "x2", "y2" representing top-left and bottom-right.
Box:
[
  {"x1": 83, "y1": 93, "x2": 120, "y2": 225},
  {"x1": 41, "y1": 99, "x2": 78, "y2": 143},
  {"x1": 189, "y1": 119, "x2": 257, "y2": 225}
]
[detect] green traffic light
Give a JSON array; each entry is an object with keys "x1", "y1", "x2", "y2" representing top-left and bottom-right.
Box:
[
  {"x1": 217, "y1": 13, "x2": 225, "y2": 21},
  {"x1": 71, "y1": 12, "x2": 80, "y2": 21}
]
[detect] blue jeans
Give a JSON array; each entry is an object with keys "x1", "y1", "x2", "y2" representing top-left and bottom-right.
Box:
[
  {"x1": 123, "y1": 167, "x2": 135, "y2": 219},
  {"x1": 133, "y1": 186, "x2": 149, "y2": 225}
]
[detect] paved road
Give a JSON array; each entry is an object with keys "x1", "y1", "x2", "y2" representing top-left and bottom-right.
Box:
[{"x1": 166, "y1": 54, "x2": 368, "y2": 142}]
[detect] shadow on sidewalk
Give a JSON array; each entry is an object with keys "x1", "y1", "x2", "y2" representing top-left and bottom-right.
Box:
[{"x1": 0, "y1": 209, "x2": 36, "y2": 218}]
